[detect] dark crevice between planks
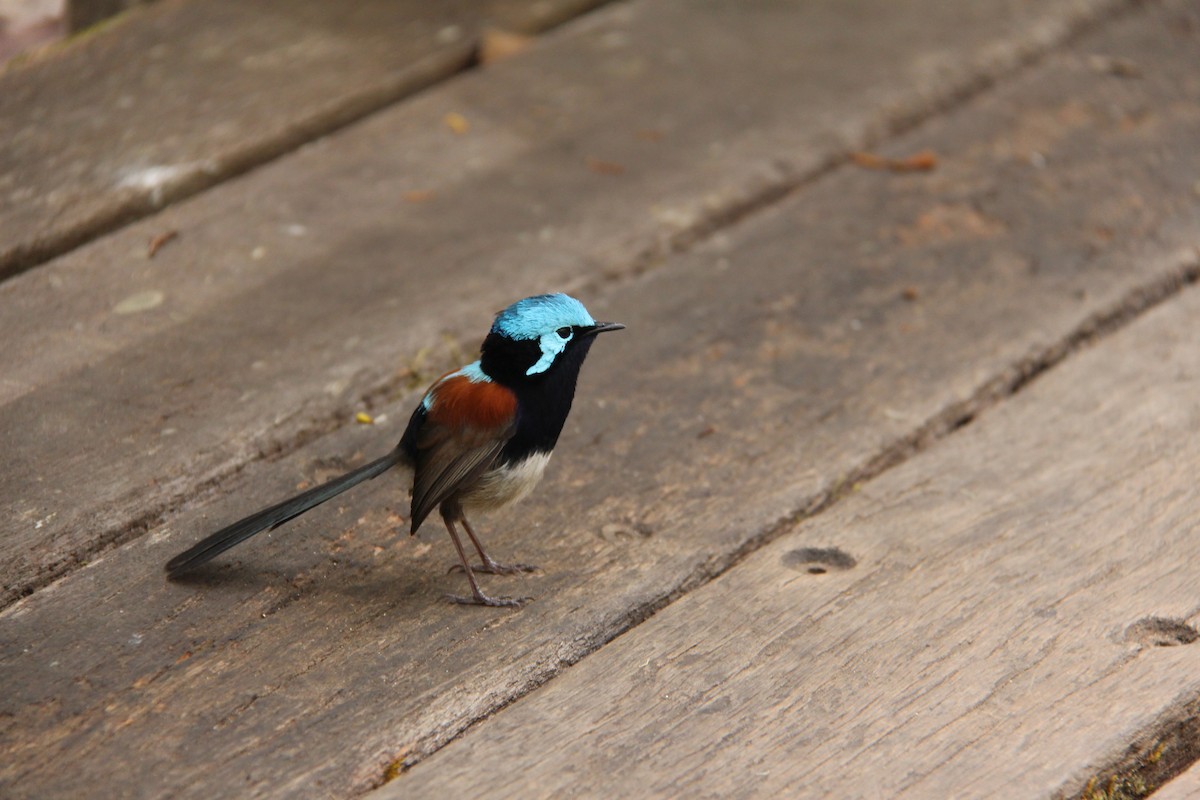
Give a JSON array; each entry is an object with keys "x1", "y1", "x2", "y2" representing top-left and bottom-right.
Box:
[
  {"x1": 1066, "y1": 623, "x2": 1200, "y2": 797},
  {"x1": 1070, "y1": 693, "x2": 1200, "y2": 800},
  {"x1": 9, "y1": 337, "x2": 471, "y2": 606},
  {"x1": 1, "y1": 52, "x2": 471, "y2": 284},
  {"x1": 5, "y1": 0, "x2": 1190, "y2": 790},
  {"x1": 579, "y1": 0, "x2": 1143, "y2": 294},
  {"x1": 0, "y1": 1, "x2": 619, "y2": 285},
  {"x1": 373, "y1": 257, "x2": 1200, "y2": 789},
  {"x1": 12, "y1": 0, "x2": 1143, "y2": 614}
]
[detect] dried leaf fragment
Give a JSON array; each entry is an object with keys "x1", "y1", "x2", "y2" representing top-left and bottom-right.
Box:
[
  {"x1": 479, "y1": 28, "x2": 532, "y2": 65},
  {"x1": 147, "y1": 230, "x2": 178, "y2": 258},
  {"x1": 586, "y1": 157, "x2": 625, "y2": 176},
  {"x1": 850, "y1": 149, "x2": 937, "y2": 173},
  {"x1": 114, "y1": 290, "x2": 164, "y2": 315}
]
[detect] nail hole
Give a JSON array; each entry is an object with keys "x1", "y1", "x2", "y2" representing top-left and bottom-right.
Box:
[
  {"x1": 1124, "y1": 617, "x2": 1200, "y2": 647},
  {"x1": 781, "y1": 547, "x2": 857, "y2": 574}
]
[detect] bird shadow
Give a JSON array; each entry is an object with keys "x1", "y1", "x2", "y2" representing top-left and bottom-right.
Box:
[{"x1": 165, "y1": 553, "x2": 449, "y2": 610}]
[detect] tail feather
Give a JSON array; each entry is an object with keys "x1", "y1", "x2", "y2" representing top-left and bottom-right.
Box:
[{"x1": 166, "y1": 449, "x2": 404, "y2": 577}]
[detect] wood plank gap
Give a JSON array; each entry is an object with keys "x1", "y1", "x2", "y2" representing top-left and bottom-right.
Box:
[
  {"x1": 2, "y1": 0, "x2": 1142, "y2": 611},
  {"x1": 381, "y1": 257, "x2": 1200, "y2": 786},
  {"x1": 0, "y1": 46, "x2": 471, "y2": 285},
  {"x1": 0, "y1": 0, "x2": 620, "y2": 285},
  {"x1": 1067, "y1": 691, "x2": 1200, "y2": 799},
  {"x1": 579, "y1": 0, "x2": 1144, "y2": 293},
  {"x1": 6, "y1": 1, "x2": 1198, "y2": 788}
]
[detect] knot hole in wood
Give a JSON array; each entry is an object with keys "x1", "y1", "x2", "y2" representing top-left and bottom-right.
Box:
[
  {"x1": 780, "y1": 547, "x2": 857, "y2": 575},
  {"x1": 1124, "y1": 617, "x2": 1200, "y2": 647}
]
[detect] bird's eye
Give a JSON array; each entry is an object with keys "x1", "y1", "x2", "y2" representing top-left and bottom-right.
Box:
[{"x1": 556, "y1": 326, "x2": 572, "y2": 339}]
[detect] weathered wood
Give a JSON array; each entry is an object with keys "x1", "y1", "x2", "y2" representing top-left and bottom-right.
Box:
[
  {"x1": 0, "y1": 0, "x2": 62, "y2": 63},
  {"x1": 388, "y1": 283, "x2": 1200, "y2": 800},
  {"x1": 0, "y1": 0, "x2": 610, "y2": 281},
  {"x1": 1156, "y1": 760, "x2": 1200, "y2": 800},
  {"x1": 3, "y1": 1, "x2": 1199, "y2": 798},
  {"x1": 66, "y1": 0, "x2": 148, "y2": 33},
  {"x1": 0, "y1": 0, "x2": 1125, "y2": 605}
]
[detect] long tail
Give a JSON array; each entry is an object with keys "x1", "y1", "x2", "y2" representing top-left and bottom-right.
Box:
[{"x1": 165, "y1": 449, "x2": 405, "y2": 577}]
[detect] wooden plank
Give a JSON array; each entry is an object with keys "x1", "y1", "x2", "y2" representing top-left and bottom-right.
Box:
[
  {"x1": 386, "y1": 285, "x2": 1200, "y2": 800},
  {"x1": 0, "y1": 0, "x2": 609, "y2": 281},
  {"x1": 0, "y1": 0, "x2": 1126, "y2": 604},
  {"x1": 66, "y1": 0, "x2": 147, "y2": 34},
  {"x1": 4, "y1": 1, "x2": 1199, "y2": 798},
  {"x1": 0, "y1": 0, "x2": 62, "y2": 64},
  {"x1": 1155, "y1": 760, "x2": 1200, "y2": 800}
]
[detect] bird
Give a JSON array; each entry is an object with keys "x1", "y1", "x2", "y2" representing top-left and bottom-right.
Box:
[{"x1": 165, "y1": 293, "x2": 623, "y2": 607}]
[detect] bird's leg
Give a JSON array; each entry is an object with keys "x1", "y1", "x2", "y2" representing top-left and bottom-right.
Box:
[
  {"x1": 443, "y1": 517, "x2": 529, "y2": 608},
  {"x1": 457, "y1": 515, "x2": 538, "y2": 575}
]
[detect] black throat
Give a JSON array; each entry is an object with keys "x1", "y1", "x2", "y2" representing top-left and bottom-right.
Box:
[{"x1": 480, "y1": 332, "x2": 599, "y2": 464}]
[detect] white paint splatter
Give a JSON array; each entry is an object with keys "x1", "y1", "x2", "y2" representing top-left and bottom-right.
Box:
[
  {"x1": 113, "y1": 290, "x2": 164, "y2": 315},
  {"x1": 116, "y1": 161, "x2": 214, "y2": 205}
]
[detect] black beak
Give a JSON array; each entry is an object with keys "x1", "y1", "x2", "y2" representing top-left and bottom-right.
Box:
[{"x1": 584, "y1": 321, "x2": 625, "y2": 336}]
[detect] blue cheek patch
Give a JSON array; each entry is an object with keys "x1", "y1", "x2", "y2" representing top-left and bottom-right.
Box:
[{"x1": 527, "y1": 332, "x2": 567, "y2": 375}]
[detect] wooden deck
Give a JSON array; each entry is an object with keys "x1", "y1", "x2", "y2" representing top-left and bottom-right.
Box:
[{"x1": 2, "y1": 0, "x2": 1199, "y2": 797}]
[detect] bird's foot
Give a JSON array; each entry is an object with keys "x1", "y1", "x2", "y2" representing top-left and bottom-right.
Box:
[
  {"x1": 445, "y1": 591, "x2": 531, "y2": 608},
  {"x1": 447, "y1": 560, "x2": 538, "y2": 576}
]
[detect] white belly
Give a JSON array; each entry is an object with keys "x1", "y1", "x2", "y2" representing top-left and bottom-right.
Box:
[{"x1": 464, "y1": 452, "x2": 552, "y2": 511}]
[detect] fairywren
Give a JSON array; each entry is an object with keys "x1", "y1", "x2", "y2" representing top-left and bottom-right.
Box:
[{"x1": 166, "y1": 293, "x2": 623, "y2": 607}]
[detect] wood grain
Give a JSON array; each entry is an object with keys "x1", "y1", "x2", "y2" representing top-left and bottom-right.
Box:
[
  {"x1": 388, "y1": 267, "x2": 1200, "y2": 800},
  {"x1": 0, "y1": 0, "x2": 611, "y2": 280},
  {"x1": 1155, "y1": 760, "x2": 1200, "y2": 800},
  {"x1": 3, "y1": 2, "x2": 1199, "y2": 798},
  {"x1": 0, "y1": 0, "x2": 1125, "y2": 605}
]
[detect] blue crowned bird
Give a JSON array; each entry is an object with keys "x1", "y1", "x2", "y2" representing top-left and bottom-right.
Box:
[{"x1": 166, "y1": 293, "x2": 623, "y2": 607}]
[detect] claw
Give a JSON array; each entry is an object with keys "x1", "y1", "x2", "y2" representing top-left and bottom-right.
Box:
[
  {"x1": 448, "y1": 561, "x2": 538, "y2": 576},
  {"x1": 445, "y1": 592, "x2": 531, "y2": 608}
]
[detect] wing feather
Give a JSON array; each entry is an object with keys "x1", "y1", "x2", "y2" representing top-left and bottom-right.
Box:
[{"x1": 406, "y1": 375, "x2": 518, "y2": 531}]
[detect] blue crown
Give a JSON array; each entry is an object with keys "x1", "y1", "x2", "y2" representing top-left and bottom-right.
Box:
[{"x1": 491, "y1": 294, "x2": 596, "y2": 341}]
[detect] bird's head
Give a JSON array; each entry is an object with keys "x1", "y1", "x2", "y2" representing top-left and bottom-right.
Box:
[{"x1": 479, "y1": 293, "x2": 624, "y2": 385}]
